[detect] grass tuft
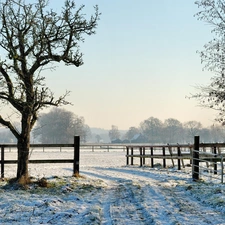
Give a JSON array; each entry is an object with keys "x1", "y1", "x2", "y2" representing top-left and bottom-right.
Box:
[
  {"x1": 38, "y1": 177, "x2": 48, "y2": 188},
  {"x1": 73, "y1": 171, "x2": 85, "y2": 179}
]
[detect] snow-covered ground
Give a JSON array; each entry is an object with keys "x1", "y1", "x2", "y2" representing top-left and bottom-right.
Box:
[{"x1": 1, "y1": 149, "x2": 225, "y2": 224}]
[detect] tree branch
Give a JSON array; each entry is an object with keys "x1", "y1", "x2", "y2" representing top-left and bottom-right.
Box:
[{"x1": 0, "y1": 115, "x2": 20, "y2": 138}]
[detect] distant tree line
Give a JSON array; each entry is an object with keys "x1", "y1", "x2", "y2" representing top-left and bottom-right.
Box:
[
  {"x1": 108, "y1": 117, "x2": 225, "y2": 144},
  {"x1": 1, "y1": 110, "x2": 224, "y2": 144}
]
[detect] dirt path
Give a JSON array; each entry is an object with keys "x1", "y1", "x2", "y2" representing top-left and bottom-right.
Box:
[{"x1": 82, "y1": 166, "x2": 225, "y2": 225}]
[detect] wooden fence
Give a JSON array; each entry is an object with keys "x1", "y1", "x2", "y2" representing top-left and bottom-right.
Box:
[
  {"x1": 0, "y1": 136, "x2": 80, "y2": 178},
  {"x1": 3, "y1": 136, "x2": 225, "y2": 182},
  {"x1": 15, "y1": 143, "x2": 126, "y2": 153},
  {"x1": 126, "y1": 144, "x2": 192, "y2": 170},
  {"x1": 192, "y1": 136, "x2": 225, "y2": 183},
  {"x1": 125, "y1": 137, "x2": 225, "y2": 183},
  {"x1": 81, "y1": 144, "x2": 126, "y2": 152}
]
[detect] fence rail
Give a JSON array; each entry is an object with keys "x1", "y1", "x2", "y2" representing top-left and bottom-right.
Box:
[
  {"x1": 3, "y1": 137, "x2": 225, "y2": 182},
  {"x1": 126, "y1": 138, "x2": 225, "y2": 183},
  {"x1": 126, "y1": 144, "x2": 193, "y2": 169},
  {"x1": 0, "y1": 136, "x2": 80, "y2": 178},
  {"x1": 191, "y1": 136, "x2": 225, "y2": 183}
]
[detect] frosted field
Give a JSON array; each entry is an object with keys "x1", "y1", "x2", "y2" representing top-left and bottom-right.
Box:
[{"x1": 1, "y1": 148, "x2": 225, "y2": 224}]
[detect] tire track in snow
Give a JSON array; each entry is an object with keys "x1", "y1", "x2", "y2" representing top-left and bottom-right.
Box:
[
  {"x1": 83, "y1": 168, "x2": 154, "y2": 225},
  {"x1": 82, "y1": 167, "x2": 225, "y2": 225},
  {"x1": 83, "y1": 167, "x2": 179, "y2": 225},
  {"x1": 107, "y1": 181, "x2": 154, "y2": 225}
]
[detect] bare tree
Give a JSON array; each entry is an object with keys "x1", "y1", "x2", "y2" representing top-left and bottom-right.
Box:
[
  {"x1": 95, "y1": 134, "x2": 101, "y2": 143},
  {"x1": 163, "y1": 118, "x2": 183, "y2": 143},
  {"x1": 125, "y1": 126, "x2": 140, "y2": 142},
  {"x1": 140, "y1": 117, "x2": 163, "y2": 143},
  {"x1": 108, "y1": 125, "x2": 120, "y2": 142},
  {"x1": 0, "y1": 0, "x2": 100, "y2": 182},
  {"x1": 210, "y1": 124, "x2": 225, "y2": 142},
  {"x1": 34, "y1": 108, "x2": 90, "y2": 144},
  {"x1": 192, "y1": 0, "x2": 225, "y2": 124},
  {"x1": 72, "y1": 116, "x2": 91, "y2": 143},
  {"x1": 183, "y1": 121, "x2": 202, "y2": 142}
]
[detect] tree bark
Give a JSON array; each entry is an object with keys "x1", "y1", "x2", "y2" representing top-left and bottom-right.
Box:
[
  {"x1": 17, "y1": 136, "x2": 30, "y2": 180},
  {"x1": 16, "y1": 113, "x2": 31, "y2": 182}
]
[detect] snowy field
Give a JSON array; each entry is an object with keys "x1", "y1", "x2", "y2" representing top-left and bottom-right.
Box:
[{"x1": 1, "y1": 149, "x2": 225, "y2": 224}]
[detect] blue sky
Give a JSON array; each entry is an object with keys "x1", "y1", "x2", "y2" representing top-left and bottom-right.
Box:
[{"x1": 41, "y1": 0, "x2": 217, "y2": 129}]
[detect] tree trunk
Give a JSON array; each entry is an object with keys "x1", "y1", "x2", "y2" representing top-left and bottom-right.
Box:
[
  {"x1": 17, "y1": 136, "x2": 30, "y2": 181},
  {"x1": 16, "y1": 113, "x2": 31, "y2": 182}
]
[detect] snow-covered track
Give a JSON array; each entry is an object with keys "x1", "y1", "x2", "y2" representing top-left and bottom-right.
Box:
[{"x1": 83, "y1": 166, "x2": 225, "y2": 225}]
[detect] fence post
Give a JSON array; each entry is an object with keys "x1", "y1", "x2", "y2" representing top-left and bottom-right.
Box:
[
  {"x1": 221, "y1": 156, "x2": 224, "y2": 183},
  {"x1": 189, "y1": 146, "x2": 192, "y2": 165},
  {"x1": 143, "y1": 147, "x2": 146, "y2": 165},
  {"x1": 151, "y1": 147, "x2": 154, "y2": 168},
  {"x1": 131, "y1": 147, "x2": 134, "y2": 165},
  {"x1": 140, "y1": 147, "x2": 143, "y2": 167},
  {"x1": 73, "y1": 136, "x2": 80, "y2": 175},
  {"x1": 192, "y1": 136, "x2": 200, "y2": 181},
  {"x1": 162, "y1": 147, "x2": 166, "y2": 168},
  {"x1": 213, "y1": 146, "x2": 217, "y2": 175},
  {"x1": 177, "y1": 146, "x2": 181, "y2": 170},
  {"x1": 1, "y1": 146, "x2": 4, "y2": 179},
  {"x1": 126, "y1": 147, "x2": 129, "y2": 165},
  {"x1": 168, "y1": 145, "x2": 174, "y2": 167}
]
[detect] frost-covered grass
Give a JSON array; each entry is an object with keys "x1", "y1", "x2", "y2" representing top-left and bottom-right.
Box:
[
  {"x1": 0, "y1": 176, "x2": 107, "y2": 224},
  {"x1": 0, "y1": 150, "x2": 225, "y2": 224}
]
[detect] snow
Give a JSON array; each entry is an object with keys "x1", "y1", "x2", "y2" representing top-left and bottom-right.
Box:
[{"x1": 1, "y1": 149, "x2": 225, "y2": 224}]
